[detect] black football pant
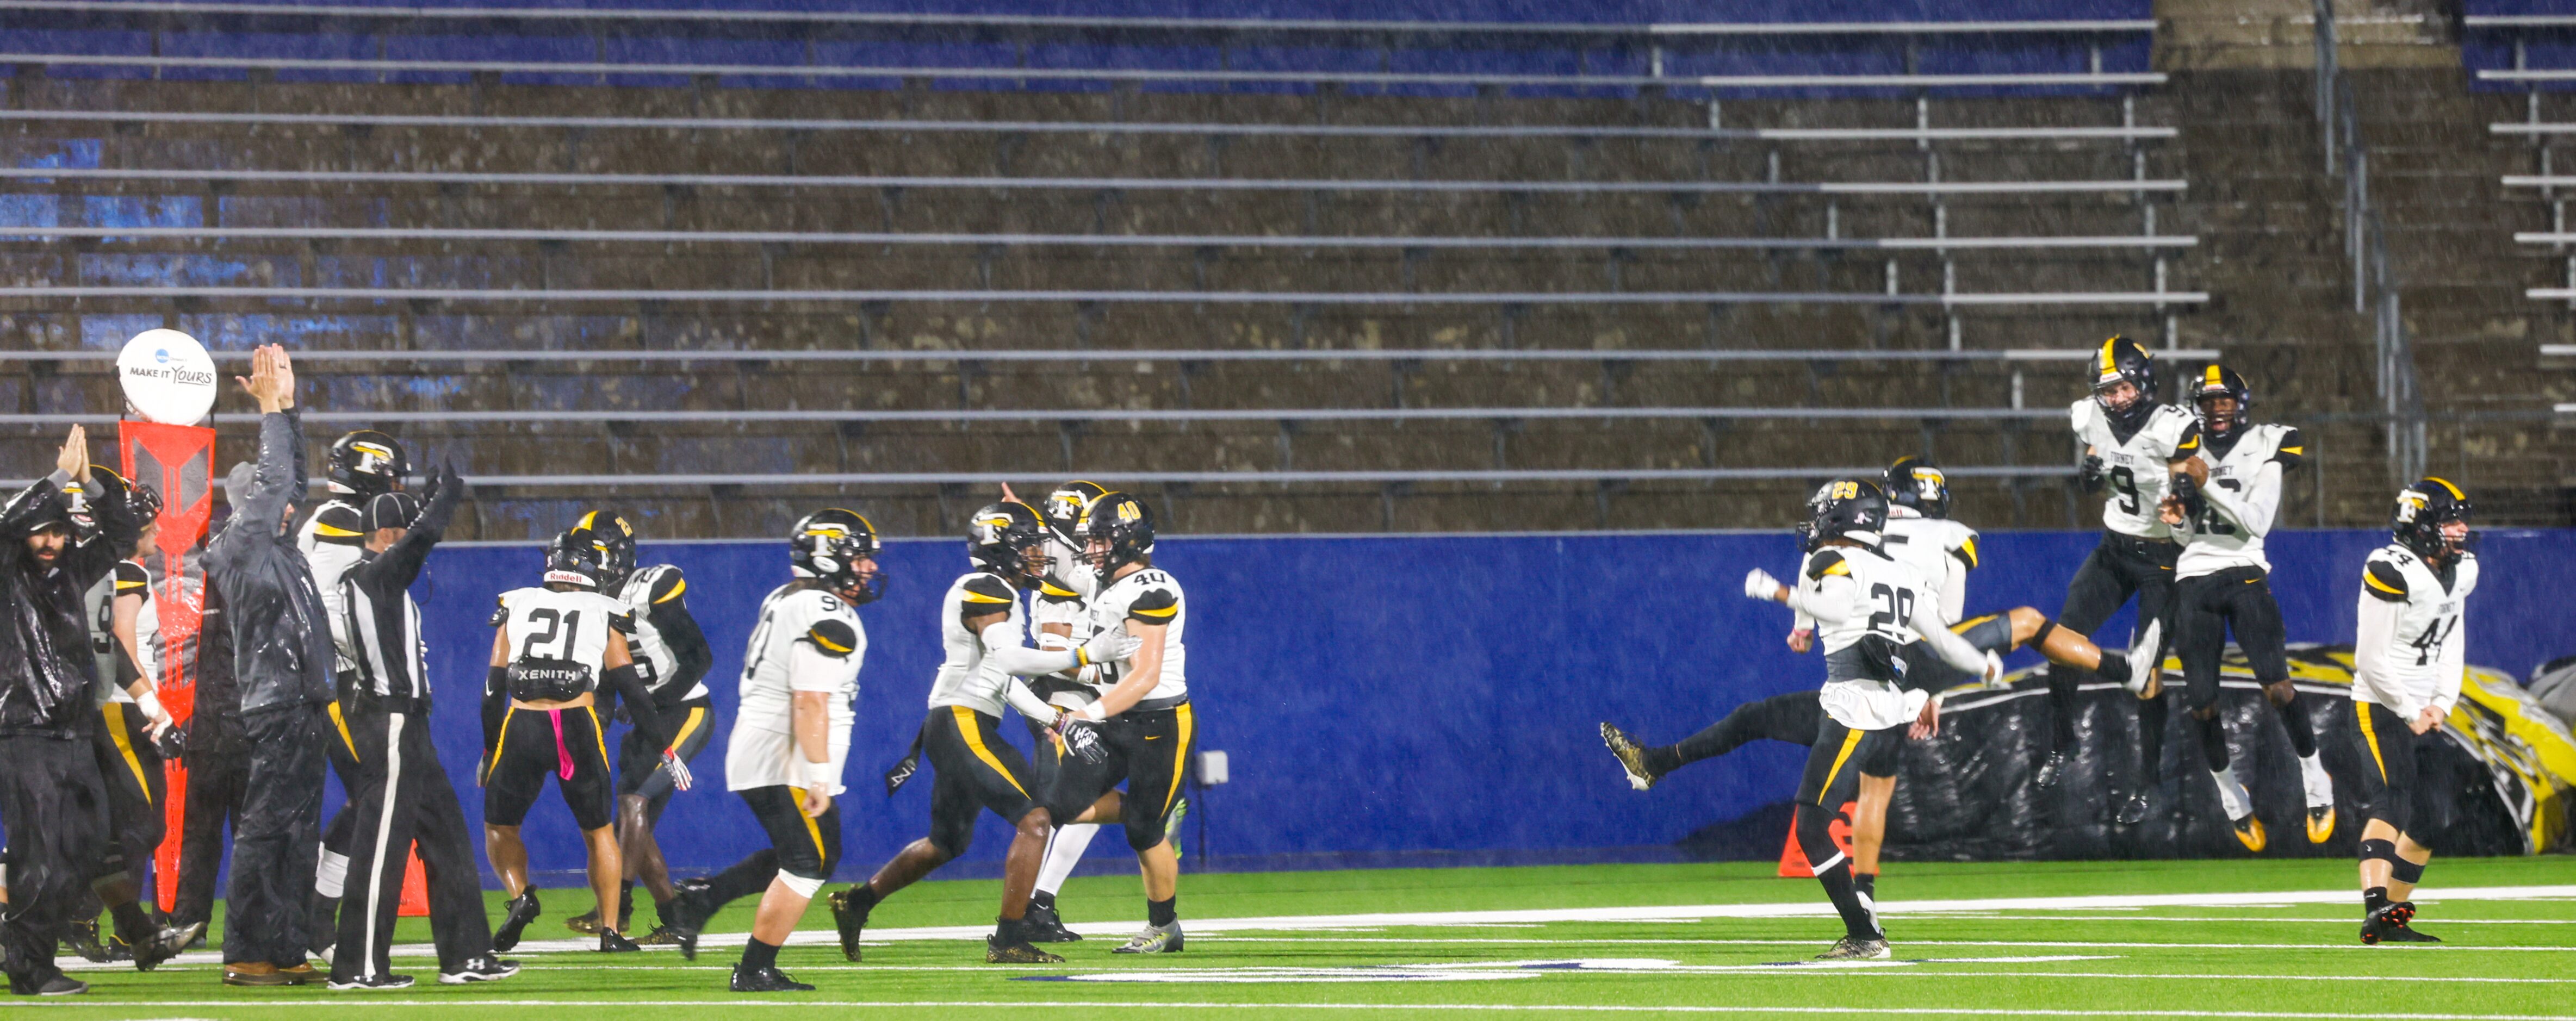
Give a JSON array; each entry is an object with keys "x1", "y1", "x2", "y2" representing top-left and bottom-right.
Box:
[
  {"x1": 2053, "y1": 531, "x2": 2180, "y2": 773},
  {"x1": 330, "y1": 699, "x2": 492, "y2": 982},
  {"x1": 0, "y1": 735, "x2": 110, "y2": 983},
  {"x1": 90, "y1": 703, "x2": 167, "y2": 895},
  {"x1": 2173, "y1": 567, "x2": 2308, "y2": 770},
  {"x1": 171, "y1": 749, "x2": 250, "y2": 929},
  {"x1": 1652, "y1": 690, "x2": 1824, "y2": 776},
  {"x1": 225, "y1": 702, "x2": 327, "y2": 967}
]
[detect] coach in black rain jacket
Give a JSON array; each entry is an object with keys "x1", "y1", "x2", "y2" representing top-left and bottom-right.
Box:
[
  {"x1": 202, "y1": 345, "x2": 339, "y2": 986},
  {"x1": 0, "y1": 452, "x2": 134, "y2": 992}
]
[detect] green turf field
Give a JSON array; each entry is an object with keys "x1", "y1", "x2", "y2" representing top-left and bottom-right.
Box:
[{"x1": 38, "y1": 856, "x2": 2576, "y2": 1018}]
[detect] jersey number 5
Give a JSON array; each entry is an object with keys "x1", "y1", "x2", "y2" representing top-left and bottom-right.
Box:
[{"x1": 519, "y1": 608, "x2": 584, "y2": 662}]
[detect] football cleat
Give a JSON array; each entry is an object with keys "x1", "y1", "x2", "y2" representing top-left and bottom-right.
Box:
[
  {"x1": 986, "y1": 935, "x2": 1066, "y2": 964},
  {"x1": 2124, "y1": 619, "x2": 2163, "y2": 694},
  {"x1": 1112, "y1": 922, "x2": 1184, "y2": 954},
  {"x1": 2033, "y1": 750, "x2": 2070, "y2": 790},
  {"x1": 60, "y1": 919, "x2": 111, "y2": 963},
  {"x1": 730, "y1": 963, "x2": 815, "y2": 993},
  {"x1": 131, "y1": 921, "x2": 201, "y2": 972},
  {"x1": 598, "y1": 928, "x2": 640, "y2": 953},
  {"x1": 2231, "y1": 813, "x2": 2268, "y2": 854},
  {"x1": 565, "y1": 907, "x2": 603, "y2": 936},
  {"x1": 634, "y1": 924, "x2": 686, "y2": 947},
  {"x1": 326, "y1": 972, "x2": 416, "y2": 991},
  {"x1": 2362, "y1": 901, "x2": 2434, "y2": 944},
  {"x1": 664, "y1": 879, "x2": 715, "y2": 961},
  {"x1": 1600, "y1": 723, "x2": 1661, "y2": 791},
  {"x1": 491, "y1": 891, "x2": 541, "y2": 952},
  {"x1": 2305, "y1": 806, "x2": 2337, "y2": 844},
  {"x1": 1814, "y1": 936, "x2": 1892, "y2": 961},
  {"x1": 1021, "y1": 900, "x2": 1081, "y2": 943},
  {"x1": 9, "y1": 972, "x2": 86, "y2": 996},
  {"x1": 438, "y1": 956, "x2": 521, "y2": 984},
  {"x1": 827, "y1": 888, "x2": 872, "y2": 962}
]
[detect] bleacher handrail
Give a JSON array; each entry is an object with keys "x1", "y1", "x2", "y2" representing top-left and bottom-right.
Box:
[
  {"x1": 0, "y1": 2, "x2": 2157, "y2": 38},
  {"x1": 0, "y1": 226, "x2": 2200, "y2": 251},
  {"x1": 0, "y1": 51, "x2": 2166, "y2": 90},
  {"x1": 0, "y1": 108, "x2": 2181, "y2": 142},
  {"x1": 0, "y1": 348, "x2": 2221, "y2": 365},
  {"x1": 0, "y1": 167, "x2": 2188, "y2": 195},
  {"x1": 0, "y1": 286, "x2": 2213, "y2": 306}
]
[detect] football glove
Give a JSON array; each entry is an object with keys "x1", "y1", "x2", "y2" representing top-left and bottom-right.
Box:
[
  {"x1": 1077, "y1": 627, "x2": 1143, "y2": 668},
  {"x1": 1053, "y1": 711, "x2": 1108, "y2": 765},
  {"x1": 1743, "y1": 568, "x2": 1785, "y2": 602},
  {"x1": 661, "y1": 749, "x2": 694, "y2": 792},
  {"x1": 2078, "y1": 454, "x2": 2107, "y2": 493}
]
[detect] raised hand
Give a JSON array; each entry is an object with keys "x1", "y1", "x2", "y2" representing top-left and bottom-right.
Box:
[{"x1": 55, "y1": 424, "x2": 87, "y2": 480}]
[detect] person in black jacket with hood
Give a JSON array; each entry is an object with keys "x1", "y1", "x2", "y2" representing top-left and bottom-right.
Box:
[
  {"x1": 203, "y1": 344, "x2": 340, "y2": 988},
  {"x1": 0, "y1": 426, "x2": 134, "y2": 995}
]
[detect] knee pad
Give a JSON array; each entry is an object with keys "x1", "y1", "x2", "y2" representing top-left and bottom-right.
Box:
[
  {"x1": 777, "y1": 871, "x2": 825, "y2": 899},
  {"x1": 1792, "y1": 802, "x2": 1846, "y2": 873},
  {"x1": 2391, "y1": 857, "x2": 2425, "y2": 885}
]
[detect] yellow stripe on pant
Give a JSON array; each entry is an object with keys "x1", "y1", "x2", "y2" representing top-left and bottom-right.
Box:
[
  {"x1": 953, "y1": 706, "x2": 1029, "y2": 799},
  {"x1": 2360, "y1": 705, "x2": 2389, "y2": 782},
  {"x1": 1163, "y1": 703, "x2": 1196, "y2": 817},
  {"x1": 329, "y1": 699, "x2": 361, "y2": 762},
  {"x1": 101, "y1": 703, "x2": 153, "y2": 803},
  {"x1": 1818, "y1": 729, "x2": 1865, "y2": 805}
]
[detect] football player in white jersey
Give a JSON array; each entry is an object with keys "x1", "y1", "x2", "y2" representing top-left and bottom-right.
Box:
[
  {"x1": 2158, "y1": 364, "x2": 2319, "y2": 852},
  {"x1": 1740, "y1": 480, "x2": 2001, "y2": 961},
  {"x1": 669, "y1": 509, "x2": 879, "y2": 992},
  {"x1": 1604, "y1": 457, "x2": 2149, "y2": 900},
  {"x1": 825, "y1": 502, "x2": 1138, "y2": 967},
  {"x1": 2349, "y1": 480, "x2": 2476, "y2": 944},
  {"x1": 481, "y1": 531, "x2": 690, "y2": 955},
  {"x1": 561, "y1": 512, "x2": 717, "y2": 945},
  {"x1": 71, "y1": 470, "x2": 194, "y2": 968},
  {"x1": 991, "y1": 480, "x2": 1112, "y2": 942},
  {"x1": 1034, "y1": 492, "x2": 1198, "y2": 954},
  {"x1": 2049, "y1": 337, "x2": 2200, "y2": 810}
]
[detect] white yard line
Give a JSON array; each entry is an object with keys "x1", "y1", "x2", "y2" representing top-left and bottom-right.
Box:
[{"x1": 6, "y1": 999, "x2": 2576, "y2": 1018}]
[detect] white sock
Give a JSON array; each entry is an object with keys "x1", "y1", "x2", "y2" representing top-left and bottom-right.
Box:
[
  {"x1": 2210, "y1": 765, "x2": 2252, "y2": 819},
  {"x1": 1035, "y1": 824, "x2": 1100, "y2": 897},
  {"x1": 2298, "y1": 752, "x2": 2333, "y2": 806},
  {"x1": 315, "y1": 848, "x2": 350, "y2": 899}
]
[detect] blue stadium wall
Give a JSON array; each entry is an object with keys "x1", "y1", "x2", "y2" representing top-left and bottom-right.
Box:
[{"x1": 236, "y1": 527, "x2": 2574, "y2": 884}]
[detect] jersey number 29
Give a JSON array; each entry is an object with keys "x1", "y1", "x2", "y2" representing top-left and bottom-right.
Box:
[{"x1": 1867, "y1": 583, "x2": 1917, "y2": 636}]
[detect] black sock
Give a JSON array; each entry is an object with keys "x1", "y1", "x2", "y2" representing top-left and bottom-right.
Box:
[
  {"x1": 1815, "y1": 862, "x2": 1879, "y2": 942},
  {"x1": 2096, "y1": 651, "x2": 2130, "y2": 681},
  {"x1": 2046, "y1": 667, "x2": 2080, "y2": 752},
  {"x1": 2364, "y1": 886, "x2": 2390, "y2": 914},
  {"x1": 2136, "y1": 695, "x2": 2167, "y2": 788},
  {"x1": 848, "y1": 883, "x2": 884, "y2": 914},
  {"x1": 741, "y1": 936, "x2": 780, "y2": 971},
  {"x1": 995, "y1": 915, "x2": 1023, "y2": 942},
  {"x1": 705, "y1": 849, "x2": 781, "y2": 908},
  {"x1": 2195, "y1": 711, "x2": 2229, "y2": 768},
  {"x1": 2274, "y1": 693, "x2": 2317, "y2": 757},
  {"x1": 1853, "y1": 872, "x2": 1876, "y2": 899},
  {"x1": 1029, "y1": 890, "x2": 1057, "y2": 911},
  {"x1": 1147, "y1": 897, "x2": 1176, "y2": 927}
]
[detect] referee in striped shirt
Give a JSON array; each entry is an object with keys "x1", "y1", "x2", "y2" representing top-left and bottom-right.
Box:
[{"x1": 324, "y1": 465, "x2": 516, "y2": 990}]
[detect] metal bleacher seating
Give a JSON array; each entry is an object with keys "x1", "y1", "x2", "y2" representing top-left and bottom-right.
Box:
[{"x1": 0, "y1": 1, "x2": 2200, "y2": 537}]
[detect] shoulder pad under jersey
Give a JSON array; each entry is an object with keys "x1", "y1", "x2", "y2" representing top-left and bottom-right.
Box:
[
  {"x1": 2362, "y1": 554, "x2": 2411, "y2": 603},
  {"x1": 309, "y1": 502, "x2": 367, "y2": 546},
  {"x1": 1804, "y1": 549, "x2": 1851, "y2": 581},
  {"x1": 642, "y1": 564, "x2": 688, "y2": 605},
  {"x1": 1123, "y1": 585, "x2": 1180, "y2": 622},
  {"x1": 960, "y1": 572, "x2": 1017, "y2": 609},
  {"x1": 802, "y1": 617, "x2": 860, "y2": 658}
]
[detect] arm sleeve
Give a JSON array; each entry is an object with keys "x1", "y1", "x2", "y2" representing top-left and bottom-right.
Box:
[
  {"x1": 977, "y1": 620, "x2": 1082, "y2": 677},
  {"x1": 1909, "y1": 593, "x2": 1991, "y2": 675},
  {"x1": 1004, "y1": 678, "x2": 1059, "y2": 722},
  {"x1": 2198, "y1": 461, "x2": 2283, "y2": 538},
  {"x1": 648, "y1": 597, "x2": 714, "y2": 694},
  {"x1": 601, "y1": 663, "x2": 675, "y2": 748},
  {"x1": 1780, "y1": 572, "x2": 1858, "y2": 626},
  {"x1": 2351, "y1": 590, "x2": 2414, "y2": 717}
]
